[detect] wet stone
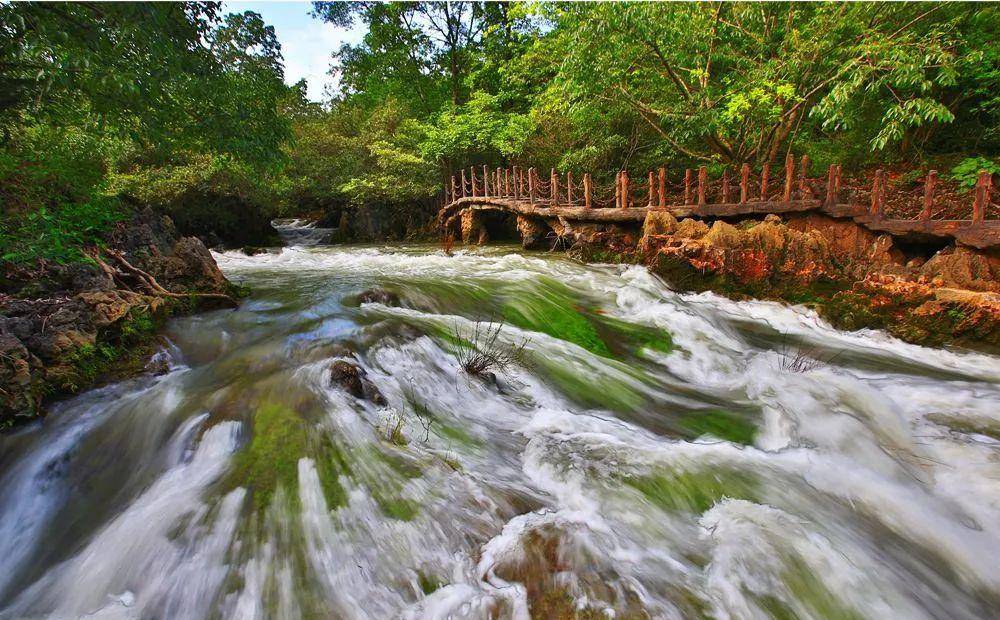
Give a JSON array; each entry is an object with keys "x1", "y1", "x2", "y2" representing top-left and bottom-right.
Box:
[{"x1": 329, "y1": 359, "x2": 386, "y2": 405}]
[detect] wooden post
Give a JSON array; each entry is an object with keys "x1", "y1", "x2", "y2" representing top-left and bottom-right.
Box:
[
  {"x1": 496, "y1": 167, "x2": 502, "y2": 197},
  {"x1": 583, "y1": 173, "x2": 592, "y2": 208},
  {"x1": 614, "y1": 171, "x2": 622, "y2": 209},
  {"x1": 470, "y1": 168, "x2": 477, "y2": 198},
  {"x1": 870, "y1": 169, "x2": 885, "y2": 218},
  {"x1": 825, "y1": 164, "x2": 840, "y2": 206},
  {"x1": 648, "y1": 170, "x2": 656, "y2": 206},
  {"x1": 566, "y1": 171, "x2": 574, "y2": 204},
  {"x1": 483, "y1": 165, "x2": 490, "y2": 197},
  {"x1": 658, "y1": 167, "x2": 666, "y2": 207},
  {"x1": 721, "y1": 169, "x2": 730, "y2": 203},
  {"x1": 528, "y1": 167, "x2": 536, "y2": 204},
  {"x1": 783, "y1": 154, "x2": 794, "y2": 202},
  {"x1": 760, "y1": 163, "x2": 770, "y2": 201},
  {"x1": 798, "y1": 155, "x2": 810, "y2": 198},
  {"x1": 461, "y1": 169, "x2": 467, "y2": 198},
  {"x1": 973, "y1": 170, "x2": 990, "y2": 225},
  {"x1": 551, "y1": 168, "x2": 558, "y2": 203},
  {"x1": 505, "y1": 168, "x2": 510, "y2": 197},
  {"x1": 740, "y1": 163, "x2": 750, "y2": 204},
  {"x1": 697, "y1": 166, "x2": 707, "y2": 206},
  {"x1": 921, "y1": 170, "x2": 937, "y2": 222},
  {"x1": 512, "y1": 166, "x2": 520, "y2": 199},
  {"x1": 451, "y1": 176, "x2": 457, "y2": 204},
  {"x1": 684, "y1": 169, "x2": 692, "y2": 204},
  {"x1": 621, "y1": 170, "x2": 631, "y2": 208}
]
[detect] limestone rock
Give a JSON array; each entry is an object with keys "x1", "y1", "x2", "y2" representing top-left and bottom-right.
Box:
[
  {"x1": 674, "y1": 218, "x2": 710, "y2": 239},
  {"x1": 516, "y1": 215, "x2": 549, "y2": 250},
  {"x1": 921, "y1": 246, "x2": 1000, "y2": 293},
  {"x1": 329, "y1": 359, "x2": 386, "y2": 405}
]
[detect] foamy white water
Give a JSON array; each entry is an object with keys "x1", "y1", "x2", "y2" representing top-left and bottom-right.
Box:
[{"x1": 1, "y1": 244, "x2": 998, "y2": 618}]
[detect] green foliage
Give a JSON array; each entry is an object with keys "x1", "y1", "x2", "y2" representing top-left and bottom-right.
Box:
[
  {"x1": 949, "y1": 156, "x2": 1000, "y2": 189},
  {"x1": 1, "y1": 198, "x2": 123, "y2": 265}
]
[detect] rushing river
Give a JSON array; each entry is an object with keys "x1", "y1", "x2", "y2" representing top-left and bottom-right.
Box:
[{"x1": 2, "y1": 244, "x2": 999, "y2": 619}]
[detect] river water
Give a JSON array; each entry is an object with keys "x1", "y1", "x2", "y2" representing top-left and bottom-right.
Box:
[{"x1": 1, "y1": 244, "x2": 999, "y2": 619}]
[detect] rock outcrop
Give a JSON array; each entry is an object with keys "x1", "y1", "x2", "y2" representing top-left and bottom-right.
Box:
[
  {"x1": 1, "y1": 208, "x2": 237, "y2": 429},
  {"x1": 637, "y1": 211, "x2": 1000, "y2": 349}
]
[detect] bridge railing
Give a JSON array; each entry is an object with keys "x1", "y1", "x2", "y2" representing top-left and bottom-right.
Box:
[{"x1": 444, "y1": 157, "x2": 998, "y2": 227}]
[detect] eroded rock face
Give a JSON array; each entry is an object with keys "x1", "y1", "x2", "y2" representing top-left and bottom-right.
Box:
[
  {"x1": 1, "y1": 210, "x2": 235, "y2": 430},
  {"x1": 460, "y1": 210, "x2": 489, "y2": 245},
  {"x1": 637, "y1": 210, "x2": 1000, "y2": 348},
  {"x1": 516, "y1": 215, "x2": 550, "y2": 249},
  {"x1": 329, "y1": 359, "x2": 386, "y2": 405}
]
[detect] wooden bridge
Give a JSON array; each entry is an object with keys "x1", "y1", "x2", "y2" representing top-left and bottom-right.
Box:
[{"x1": 438, "y1": 156, "x2": 1000, "y2": 250}]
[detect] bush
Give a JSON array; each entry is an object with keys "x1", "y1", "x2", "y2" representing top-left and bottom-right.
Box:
[
  {"x1": 949, "y1": 157, "x2": 1000, "y2": 189},
  {"x1": 0, "y1": 198, "x2": 124, "y2": 265}
]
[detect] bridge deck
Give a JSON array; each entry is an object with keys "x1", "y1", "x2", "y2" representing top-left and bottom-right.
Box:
[{"x1": 440, "y1": 197, "x2": 1000, "y2": 249}]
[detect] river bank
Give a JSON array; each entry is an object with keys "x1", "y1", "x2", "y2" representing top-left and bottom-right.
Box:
[
  {"x1": 0, "y1": 209, "x2": 241, "y2": 430},
  {"x1": 554, "y1": 210, "x2": 1000, "y2": 351}
]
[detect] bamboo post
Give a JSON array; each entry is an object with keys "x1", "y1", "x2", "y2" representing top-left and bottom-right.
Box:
[
  {"x1": 684, "y1": 169, "x2": 692, "y2": 204},
  {"x1": 870, "y1": 169, "x2": 885, "y2": 218},
  {"x1": 566, "y1": 171, "x2": 574, "y2": 204},
  {"x1": 697, "y1": 166, "x2": 707, "y2": 206},
  {"x1": 798, "y1": 155, "x2": 810, "y2": 198},
  {"x1": 973, "y1": 170, "x2": 990, "y2": 225},
  {"x1": 622, "y1": 170, "x2": 631, "y2": 208},
  {"x1": 551, "y1": 168, "x2": 558, "y2": 203},
  {"x1": 783, "y1": 154, "x2": 794, "y2": 202},
  {"x1": 760, "y1": 163, "x2": 770, "y2": 201},
  {"x1": 583, "y1": 173, "x2": 592, "y2": 208},
  {"x1": 740, "y1": 163, "x2": 750, "y2": 204},
  {"x1": 721, "y1": 169, "x2": 730, "y2": 203},
  {"x1": 648, "y1": 170, "x2": 656, "y2": 206},
  {"x1": 658, "y1": 167, "x2": 666, "y2": 207},
  {"x1": 921, "y1": 170, "x2": 936, "y2": 222},
  {"x1": 825, "y1": 164, "x2": 841, "y2": 206},
  {"x1": 528, "y1": 167, "x2": 536, "y2": 204}
]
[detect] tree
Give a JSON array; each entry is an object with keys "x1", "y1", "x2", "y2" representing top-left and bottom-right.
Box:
[{"x1": 542, "y1": 2, "x2": 999, "y2": 165}]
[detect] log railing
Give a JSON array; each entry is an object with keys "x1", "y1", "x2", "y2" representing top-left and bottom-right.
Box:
[{"x1": 443, "y1": 156, "x2": 998, "y2": 238}]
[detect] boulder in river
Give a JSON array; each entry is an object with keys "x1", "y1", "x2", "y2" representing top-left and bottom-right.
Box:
[
  {"x1": 329, "y1": 359, "x2": 386, "y2": 405},
  {"x1": 353, "y1": 288, "x2": 400, "y2": 306}
]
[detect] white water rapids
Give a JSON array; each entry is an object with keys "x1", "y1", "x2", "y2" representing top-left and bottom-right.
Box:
[{"x1": 1, "y1": 244, "x2": 998, "y2": 619}]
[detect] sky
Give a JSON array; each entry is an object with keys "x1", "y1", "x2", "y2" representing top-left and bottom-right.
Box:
[{"x1": 223, "y1": 1, "x2": 366, "y2": 101}]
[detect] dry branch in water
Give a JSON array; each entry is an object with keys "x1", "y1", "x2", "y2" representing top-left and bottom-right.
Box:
[{"x1": 454, "y1": 320, "x2": 529, "y2": 380}]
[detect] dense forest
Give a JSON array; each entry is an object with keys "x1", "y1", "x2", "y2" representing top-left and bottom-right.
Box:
[{"x1": 3, "y1": 1, "x2": 999, "y2": 261}]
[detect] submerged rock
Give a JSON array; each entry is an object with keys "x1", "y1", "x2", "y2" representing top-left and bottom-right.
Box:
[
  {"x1": 329, "y1": 359, "x2": 386, "y2": 405},
  {"x1": 355, "y1": 288, "x2": 400, "y2": 306}
]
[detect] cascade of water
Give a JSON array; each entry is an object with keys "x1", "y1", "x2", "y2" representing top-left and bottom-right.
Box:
[{"x1": 2, "y1": 244, "x2": 997, "y2": 619}]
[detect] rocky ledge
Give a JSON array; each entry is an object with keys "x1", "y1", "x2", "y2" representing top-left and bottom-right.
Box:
[
  {"x1": 1, "y1": 209, "x2": 240, "y2": 430},
  {"x1": 570, "y1": 211, "x2": 1000, "y2": 350}
]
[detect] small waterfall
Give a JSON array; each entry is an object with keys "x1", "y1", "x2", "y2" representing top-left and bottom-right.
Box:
[
  {"x1": 271, "y1": 218, "x2": 336, "y2": 246},
  {"x1": 2, "y1": 245, "x2": 999, "y2": 619}
]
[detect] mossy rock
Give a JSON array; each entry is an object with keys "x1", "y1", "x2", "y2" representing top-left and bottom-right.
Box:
[{"x1": 624, "y1": 467, "x2": 759, "y2": 514}]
